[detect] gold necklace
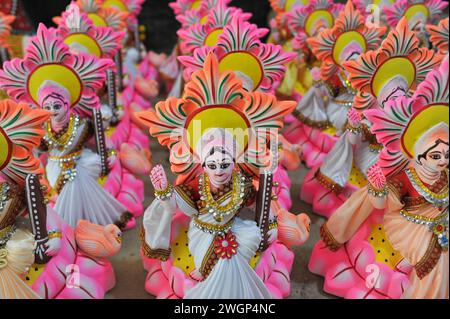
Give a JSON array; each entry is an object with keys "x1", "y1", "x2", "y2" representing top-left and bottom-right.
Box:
[
  {"x1": 407, "y1": 168, "x2": 449, "y2": 200},
  {"x1": 45, "y1": 115, "x2": 79, "y2": 149},
  {"x1": 199, "y1": 172, "x2": 245, "y2": 223}
]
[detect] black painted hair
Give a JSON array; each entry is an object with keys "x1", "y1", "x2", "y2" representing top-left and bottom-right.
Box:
[
  {"x1": 42, "y1": 92, "x2": 69, "y2": 106},
  {"x1": 201, "y1": 146, "x2": 235, "y2": 167}
]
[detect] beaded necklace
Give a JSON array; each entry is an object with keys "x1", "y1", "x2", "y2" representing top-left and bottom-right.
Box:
[
  {"x1": 43, "y1": 114, "x2": 80, "y2": 150},
  {"x1": 198, "y1": 171, "x2": 246, "y2": 223}
]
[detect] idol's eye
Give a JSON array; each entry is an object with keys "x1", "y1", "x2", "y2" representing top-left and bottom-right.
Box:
[
  {"x1": 207, "y1": 163, "x2": 217, "y2": 170},
  {"x1": 53, "y1": 104, "x2": 62, "y2": 110},
  {"x1": 445, "y1": 153, "x2": 449, "y2": 159},
  {"x1": 430, "y1": 154, "x2": 441, "y2": 160},
  {"x1": 220, "y1": 163, "x2": 231, "y2": 170},
  {"x1": 43, "y1": 105, "x2": 51, "y2": 111}
]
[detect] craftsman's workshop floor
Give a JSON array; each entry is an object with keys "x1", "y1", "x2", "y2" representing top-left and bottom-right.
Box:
[{"x1": 105, "y1": 138, "x2": 333, "y2": 299}]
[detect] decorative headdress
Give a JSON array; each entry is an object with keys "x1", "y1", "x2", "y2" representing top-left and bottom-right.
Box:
[
  {"x1": 53, "y1": 0, "x2": 129, "y2": 32},
  {"x1": 0, "y1": 99, "x2": 49, "y2": 185},
  {"x1": 269, "y1": 0, "x2": 308, "y2": 26},
  {"x1": 0, "y1": 24, "x2": 112, "y2": 117},
  {"x1": 57, "y1": 10, "x2": 125, "y2": 59},
  {"x1": 135, "y1": 53, "x2": 295, "y2": 179},
  {"x1": 287, "y1": 0, "x2": 342, "y2": 51},
  {"x1": 365, "y1": 54, "x2": 449, "y2": 177},
  {"x1": 342, "y1": 17, "x2": 443, "y2": 110},
  {"x1": 172, "y1": 0, "x2": 232, "y2": 28},
  {"x1": 306, "y1": 0, "x2": 386, "y2": 81},
  {"x1": 426, "y1": 17, "x2": 449, "y2": 54},
  {"x1": 170, "y1": 0, "x2": 206, "y2": 16},
  {"x1": 101, "y1": 0, "x2": 144, "y2": 27},
  {"x1": 384, "y1": 0, "x2": 448, "y2": 29},
  {"x1": 0, "y1": 11, "x2": 14, "y2": 50},
  {"x1": 177, "y1": 0, "x2": 250, "y2": 54},
  {"x1": 179, "y1": 14, "x2": 295, "y2": 92}
]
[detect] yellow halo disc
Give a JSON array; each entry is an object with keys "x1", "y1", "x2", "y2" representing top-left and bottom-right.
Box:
[
  {"x1": 372, "y1": 57, "x2": 416, "y2": 98},
  {"x1": 191, "y1": 0, "x2": 202, "y2": 10},
  {"x1": 0, "y1": 127, "x2": 13, "y2": 170},
  {"x1": 64, "y1": 34, "x2": 102, "y2": 58},
  {"x1": 28, "y1": 64, "x2": 82, "y2": 107},
  {"x1": 102, "y1": 0, "x2": 128, "y2": 12},
  {"x1": 88, "y1": 13, "x2": 107, "y2": 27},
  {"x1": 305, "y1": 10, "x2": 334, "y2": 37},
  {"x1": 204, "y1": 28, "x2": 224, "y2": 47},
  {"x1": 185, "y1": 106, "x2": 250, "y2": 157},
  {"x1": 285, "y1": 0, "x2": 308, "y2": 11},
  {"x1": 402, "y1": 105, "x2": 449, "y2": 158},
  {"x1": 405, "y1": 4, "x2": 429, "y2": 24},
  {"x1": 332, "y1": 31, "x2": 366, "y2": 65},
  {"x1": 219, "y1": 52, "x2": 263, "y2": 90}
]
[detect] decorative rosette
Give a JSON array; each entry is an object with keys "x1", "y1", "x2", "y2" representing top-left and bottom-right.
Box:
[
  {"x1": 0, "y1": 24, "x2": 113, "y2": 117},
  {"x1": 426, "y1": 17, "x2": 449, "y2": 54},
  {"x1": 364, "y1": 54, "x2": 449, "y2": 177},
  {"x1": 0, "y1": 11, "x2": 14, "y2": 50},
  {"x1": 135, "y1": 52, "x2": 295, "y2": 177},
  {"x1": 179, "y1": 14, "x2": 295, "y2": 92},
  {"x1": 307, "y1": 0, "x2": 386, "y2": 82},
  {"x1": 0, "y1": 99, "x2": 49, "y2": 185},
  {"x1": 214, "y1": 231, "x2": 238, "y2": 259},
  {"x1": 342, "y1": 17, "x2": 444, "y2": 110},
  {"x1": 384, "y1": 0, "x2": 448, "y2": 29},
  {"x1": 177, "y1": 0, "x2": 250, "y2": 54},
  {"x1": 287, "y1": 0, "x2": 342, "y2": 51},
  {"x1": 57, "y1": 10, "x2": 125, "y2": 60}
]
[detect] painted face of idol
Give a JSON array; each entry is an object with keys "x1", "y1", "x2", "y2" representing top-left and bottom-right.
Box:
[
  {"x1": 203, "y1": 147, "x2": 235, "y2": 187},
  {"x1": 42, "y1": 93, "x2": 71, "y2": 124}
]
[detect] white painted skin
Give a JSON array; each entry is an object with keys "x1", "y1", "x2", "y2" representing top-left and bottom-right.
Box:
[
  {"x1": 417, "y1": 142, "x2": 449, "y2": 175},
  {"x1": 42, "y1": 95, "x2": 71, "y2": 132},
  {"x1": 150, "y1": 149, "x2": 235, "y2": 191},
  {"x1": 202, "y1": 149, "x2": 235, "y2": 189}
]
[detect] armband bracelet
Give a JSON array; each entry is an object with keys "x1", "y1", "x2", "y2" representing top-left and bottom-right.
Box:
[
  {"x1": 368, "y1": 184, "x2": 388, "y2": 197},
  {"x1": 48, "y1": 229, "x2": 62, "y2": 239},
  {"x1": 346, "y1": 122, "x2": 361, "y2": 134},
  {"x1": 155, "y1": 184, "x2": 174, "y2": 201},
  {"x1": 268, "y1": 220, "x2": 278, "y2": 230}
]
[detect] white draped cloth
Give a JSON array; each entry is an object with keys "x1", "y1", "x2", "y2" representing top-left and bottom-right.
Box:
[
  {"x1": 0, "y1": 228, "x2": 39, "y2": 299},
  {"x1": 326, "y1": 91, "x2": 354, "y2": 135},
  {"x1": 143, "y1": 189, "x2": 272, "y2": 299},
  {"x1": 46, "y1": 120, "x2": 126, "y2": 227},
  {"x1": 321, "y1": 129, "x2": 379, "y2": 187},
  {"x1": 296, "y1": 83, "x2": 329, "y2": 123}
]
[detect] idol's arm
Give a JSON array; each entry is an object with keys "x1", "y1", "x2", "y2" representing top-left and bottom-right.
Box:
[{"x1": 141, "y1": 165, "x2": 197, "y2": 260}]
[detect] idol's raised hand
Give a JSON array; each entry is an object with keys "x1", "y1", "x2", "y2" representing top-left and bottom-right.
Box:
[
  {"x1": 366, "y1": 164, "x2": 388, "y2": 209},
  {"x1": 150, "y1": 164, "x2": 168, "y2": 192}
]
